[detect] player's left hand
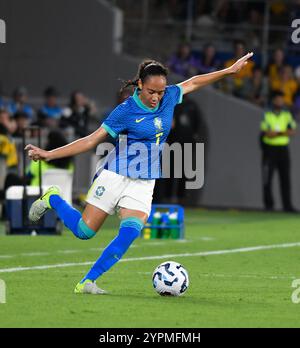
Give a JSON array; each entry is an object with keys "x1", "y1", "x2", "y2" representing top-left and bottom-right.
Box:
[{"x1": 228, "y1": 52, "x2": 254, "y2": 74}]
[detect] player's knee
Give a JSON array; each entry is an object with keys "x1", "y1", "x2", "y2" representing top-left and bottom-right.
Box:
[
  {"x1": 110, "y1": 219, "x2": 143, "y2": 258},
  {"x1": 76, "y1": 218, "x2": 96, "y2": 240},
  {"x1": 120, "y1": 217, "x2": 144, "y2": 240}
]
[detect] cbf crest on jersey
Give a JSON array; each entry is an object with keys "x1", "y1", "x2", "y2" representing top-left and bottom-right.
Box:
[{"x1": 154, "y1": 117, "x2": 163, "y2": 131}]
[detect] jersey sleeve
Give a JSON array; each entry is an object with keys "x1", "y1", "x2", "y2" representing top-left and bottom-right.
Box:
[
  {"x1": 166, "y1": 85, "x2": 184, "y2": 106},
  {"x1": 101, "y1": 104, "x2": 128, "y2": 138}
]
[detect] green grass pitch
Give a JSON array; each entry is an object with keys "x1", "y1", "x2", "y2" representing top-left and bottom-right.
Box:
[{"x1": 0, "y1": 209, "x2": 300, "y2": 328}]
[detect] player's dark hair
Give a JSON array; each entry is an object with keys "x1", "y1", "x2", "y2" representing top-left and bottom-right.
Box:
[{"x1": 121, "y1": 60, "x2": 168, "y2": 92}]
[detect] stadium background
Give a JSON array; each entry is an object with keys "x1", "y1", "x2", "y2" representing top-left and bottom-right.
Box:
[
  {"x1": 1, "y1": 0, "x2": 300, "y2": 210},
  {"x1": 1, "y1": 0, "x2": 300, "y2": 329}
]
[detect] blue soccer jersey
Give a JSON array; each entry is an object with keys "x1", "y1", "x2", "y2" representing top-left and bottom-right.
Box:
[{"x1": 99, "y1": 84, "x2": 183, "y2": 179}]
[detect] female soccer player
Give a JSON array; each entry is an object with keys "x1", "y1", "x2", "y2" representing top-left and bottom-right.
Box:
[{"x1": 26, "y1": 52, "x2": 253, "y2": 294}]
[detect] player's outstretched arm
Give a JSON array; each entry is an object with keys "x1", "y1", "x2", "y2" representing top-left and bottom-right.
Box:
[
  {"x1": 178, "y1": 52, "x2": 253, "y2": 95},
  {"x1": 25, "y1": 126, "x2": 108, "y2": 162}
]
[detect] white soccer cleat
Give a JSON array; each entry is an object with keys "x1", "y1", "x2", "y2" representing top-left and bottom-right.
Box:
[
  {"x1": 29, "y1": 199, "x2": 48, "y2": 223},
  {"x1": 74, "y1": 279, "x2": 108, "y2": 295},
  {"x1": 29, "y1": 186, "x2": 61, "y2": 223}
]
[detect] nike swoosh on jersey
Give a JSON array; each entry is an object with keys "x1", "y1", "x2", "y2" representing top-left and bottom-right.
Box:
[{"x1": 135, "y1": 117, "x2": 146, "y2": 123}]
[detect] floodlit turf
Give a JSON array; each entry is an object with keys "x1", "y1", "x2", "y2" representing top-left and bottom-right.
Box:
[{"x1": 0, "y1": 209, "x2": 300, "y2": 328}]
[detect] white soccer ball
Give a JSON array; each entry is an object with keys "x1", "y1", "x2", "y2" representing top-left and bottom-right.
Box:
[{"x1": 152, "y1": 261, "x2": 189, "y2": 296}]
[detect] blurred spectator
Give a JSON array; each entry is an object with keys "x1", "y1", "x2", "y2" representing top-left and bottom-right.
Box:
[
  {"x1": 0, "y1": 89, "x2": 4, "y2": 109},
  {"x1": 270, "y1": 65, "x2": 298, "y2": 108},
  {"x1": 293, "y1": 90, "x2": 300, "y2": 121},
  {"x1": 0, "y1": 108, "x2": 16, "y2": 135},
  {"x1": 37, "y1": 86, "x2": 62, "y2": 128},
  {"x1": 0, "y1": 82, "x2": 6, "y2": 109},
  {"x1": 240, "y1": 6, "x2": 263, "y2": 49},
  {"x1": 225, "y1": 40, "x2": 255, "y2": 76},
  {"x1": 60, "y1": 91, "x2": 97, "y2": 137},
  {"x1": 194, "y1": 0, "x2": 215, "y2": 27},
  {"x1": 7, "y1": 87, "x2": 34, "y2": 118},
  {"x1": 292, "y1": 66, "x2": 300, "y2": 120},
  {"x1": 214, "y1": 0, "x2": 245, "y2": 25},
  {"x1": 198, "y1": 43, "x2": 220, "y2": 74},
  {"x1": 267, "y1": 48, "x2": 286, "y2": 85},
  {"x1": 27, "y1": 130, "x2": 74, "y2": 186},
  {"x1": 0, "y1": 109, "x2": 18, "y2": 171},
  {"x1": 243, "y1": 67, "x2": 268, "y2": 107},
  {"x1": 167, "y1": 43, "x2": 201, "y2": 78},
  {"x1": 269, "y1": 0, "x2": 289, "y2": 26},
  {"x1": 260, "y1": 91, "x2": 297, "y2": 212},
  {"x1": 0, "y1": 110, "x2": 21, "y2": 205},
  {"x1": 223, "y1": 40, "x2": 255, "y2": 97},
  {"x1": 12, "y1": 111, "x2": 31, "y2": 138},
  {"x1": 295, "y1": 65, "x2": 300, "y2": 85},
  {"x1": 290, "y1": 0, "x2": 300, "y2": 19},
  {"x1": 154, "y1": 0, "x2": 190, "y2": 22}
]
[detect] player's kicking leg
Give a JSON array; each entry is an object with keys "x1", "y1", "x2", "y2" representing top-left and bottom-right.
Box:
[
  {"x1": 74, "y1": 208, "x2": 147, "y2": 295},
  {"x1": 29, "y1": 186, "x2": 108, "y2": 239},
  {"x1": 29, "y1": 186, "x2": 109, "y2": 294}
]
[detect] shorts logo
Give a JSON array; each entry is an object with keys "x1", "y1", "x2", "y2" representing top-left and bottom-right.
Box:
[{"x1": 95, "y1": 186, "x2": 105, "y2": 197}]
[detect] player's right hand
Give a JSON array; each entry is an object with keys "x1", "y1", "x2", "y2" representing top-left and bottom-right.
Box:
[
  {"x1": 229, "y1": 52, "x2": 254, "y2": 74},
  {"x1": 25, "y1": 144, "x2": 50, "y2": 162}
]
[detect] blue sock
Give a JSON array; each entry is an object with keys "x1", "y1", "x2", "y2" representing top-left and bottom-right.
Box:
[
  {"x1": 81, "y1": 217, "x2": 144, "y2": 282},
  {"x1": 49, "y1": 195, "x2": 96, "y2": 240}
]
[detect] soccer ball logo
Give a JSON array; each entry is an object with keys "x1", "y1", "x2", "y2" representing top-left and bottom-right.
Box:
[{"x1": 152, "y1": 261, "x2": 189, "y2": 296}]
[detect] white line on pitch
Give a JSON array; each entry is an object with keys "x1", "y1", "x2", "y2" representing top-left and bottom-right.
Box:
[
  {"x1": 137, "y1": 271, "x2": 297, "y2": 280},
  {"x1": 0, "y1": 240, "x2": 190, "y2": 259},
  {"x1": 0, "y1": 241, "x2": 300, "y2": 274}
]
